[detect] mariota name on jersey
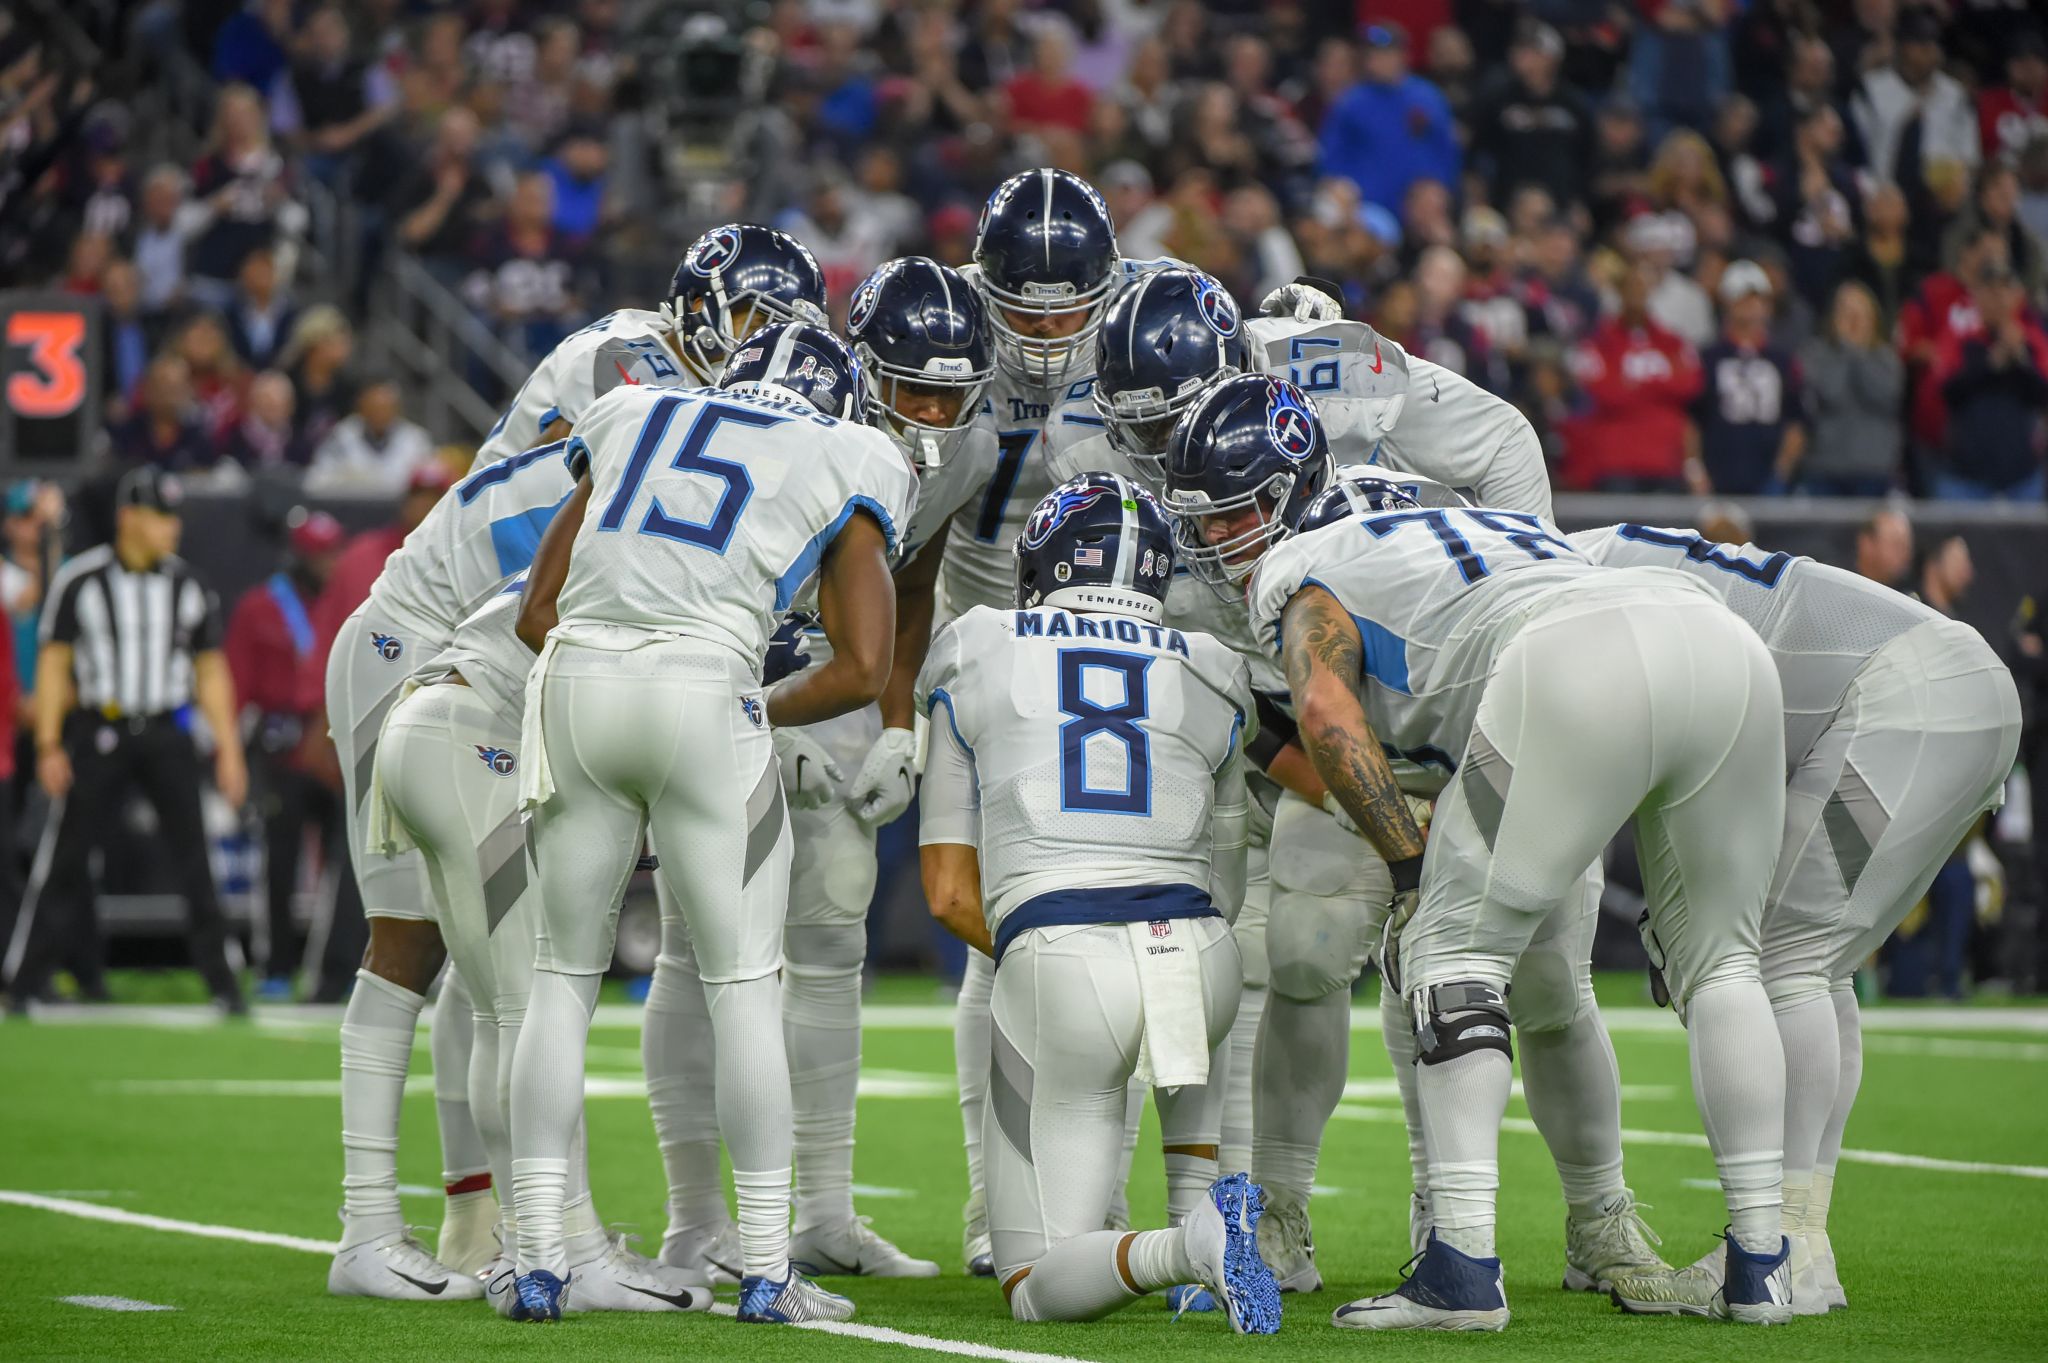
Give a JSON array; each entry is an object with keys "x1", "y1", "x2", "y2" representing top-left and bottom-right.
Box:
[{"x1": 1014, "y1": 608, "x2": 1191, "y2": 655}]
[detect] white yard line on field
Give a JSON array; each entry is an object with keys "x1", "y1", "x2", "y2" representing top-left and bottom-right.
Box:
[
  {"x1": 1332, "y1": 1105, "x2": 2048, "y2": 1179},
  {"x1": 58, "y1": 1294, "x2": 177, "y2": 1311},
  {"x1": 0, "y1": 1191, "x2": 1102, "y2": 1363},
  {"x1": 98, "y1": 1069, "x2": 955, "y2": 1101}
]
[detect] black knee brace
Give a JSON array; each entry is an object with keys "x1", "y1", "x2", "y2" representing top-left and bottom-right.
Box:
[{"x1": 1413, "y1": 981, "x2": 1513, "y2": 1065}]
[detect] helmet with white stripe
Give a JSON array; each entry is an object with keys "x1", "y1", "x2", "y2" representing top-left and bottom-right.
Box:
[
  {"x1": 846, "y1": 256, "x2": 994, "y2": 468},
  {"x1": 717, "y1": 321, "x2": 869, "y2": 421},
  {"x1": 1014, "y1": 472, "x2": 1176, "y2": 624},
  {"x1": 972, "y1": 168, "x2": 1120, "y2": 387},
  {"x1": 1092, "y1": 267, "x2": 1248, "y2": 483},
  {"x1": 664, "y1": 224, "x2": 828, "y2": 377}
]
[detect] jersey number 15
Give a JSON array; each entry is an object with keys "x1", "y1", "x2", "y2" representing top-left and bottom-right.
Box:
[{"x1": 600, "y1": 395, "x2": 784, "y2": 553}]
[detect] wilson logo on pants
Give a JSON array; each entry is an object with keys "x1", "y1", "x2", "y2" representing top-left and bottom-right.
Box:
[{"x1": 475, "y1": 746, "x2": 517, "y2": 777}]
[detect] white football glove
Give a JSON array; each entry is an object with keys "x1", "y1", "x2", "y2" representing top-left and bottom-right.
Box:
[
  {"x1": 1259, "y1": 279, "x2": 1345, "y2": 323},
  {"x1": 773, "y1": 726, "x2": 843, "y2": 810},
  {"x1": 846, "y1": 726, "x2": 920, "y2": 831}
]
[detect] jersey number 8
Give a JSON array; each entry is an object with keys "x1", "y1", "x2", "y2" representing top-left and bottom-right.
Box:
[{"x1": 1057, "y1": 648, "x2": 1152, "y2": 816}]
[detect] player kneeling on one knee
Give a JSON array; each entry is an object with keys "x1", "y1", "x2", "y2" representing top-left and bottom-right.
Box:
[{"x1": 915, "y1": 474, "x2": 1282, "y2": 1333}]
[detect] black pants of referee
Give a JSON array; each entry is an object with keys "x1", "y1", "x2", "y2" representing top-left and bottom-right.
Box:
[{"x1": 6, "y1": 712, "x2": 243, "y2": 1007}]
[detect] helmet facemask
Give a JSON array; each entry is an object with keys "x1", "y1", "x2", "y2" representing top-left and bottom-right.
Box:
[
  {"x1": 1165, "y1": 474, "x2": 1300, "y2": 589},
  {"x1": 979, "y1": 273, "x2": 1115, "y2": 388},
  {"x1": 857, "y1": 345, "x2": 993, "y2": 470},
  {"x1": 1096, "y1": 366, "x2": 1239, "y2": 488}
]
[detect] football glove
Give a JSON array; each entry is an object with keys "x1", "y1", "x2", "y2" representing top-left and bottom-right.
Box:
[
  {"x1": 1259, "y1": 277, "x2": 1346, "y2": 323},
  {"x1": 847, "y1": 726, "x2": 920, "y2": 831},
  {"x1": 773, "y1": 726, "x2": 843, "y2": 810}
]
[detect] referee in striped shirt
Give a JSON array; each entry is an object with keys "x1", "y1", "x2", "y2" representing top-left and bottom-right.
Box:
[{"x1": 3, "y1": 469, "x2": 249, "y2": 1014}]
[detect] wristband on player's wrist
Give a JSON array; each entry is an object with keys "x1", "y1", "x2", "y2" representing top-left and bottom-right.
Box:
[{"x1": 1389, "y1": 854, "x2": 1424, "y2": 893}]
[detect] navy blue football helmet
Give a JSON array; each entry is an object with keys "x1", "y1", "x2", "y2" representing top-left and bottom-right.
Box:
[
  {"x1": 718, "y1": 321, "x2": 868, "y2": 421},
  {"x1": 1293, "y1": 470, "x2": 1474, "y2": 535},
  {"x1": 665, "y1": 224, "x2": 828, "y2": 376},
  {"x1": 1163, "y1": 374, "x2": 1334, "y2": 586},
  {"x1": 972, "y1": 168, "x2": 1120, "y2": 386},
  {"x1": 1093, "y1": 268, "x2": 1249, "y2": 481},
  {"x1": 1015, "y1": 473, "x2": 1176, "y2": 623},
  {"x1": 846, "y1": 257, "x2": 994, "y2": 468}
]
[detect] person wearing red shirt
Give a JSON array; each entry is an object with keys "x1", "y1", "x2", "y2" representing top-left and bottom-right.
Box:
[
  {"x1": 1561, "y1": 260, "x2": 1704, "y2": 490},
  {"x1": 1002, "y1": 25, "x2": 1094, "y2": 137},
  {"x1": 1978, "y1": 31, "x2": 2048, "y2": 167},
  {"x1": 297, "y1": 462, "x2": 452, "y2": 1000},
  {"x1": 1898, "y1": 227, "x2": 2007, "y2": 456},
  {"x1": 226, "y1": 511, "x2": 345, "y2": 997}
]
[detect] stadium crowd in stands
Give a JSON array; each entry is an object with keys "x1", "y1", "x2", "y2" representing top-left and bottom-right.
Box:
[{"x1": 3, "y1": 0, "x2": 2046, "y2": 500}]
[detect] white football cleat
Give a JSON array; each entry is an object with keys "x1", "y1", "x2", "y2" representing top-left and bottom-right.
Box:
[
  {"x1": 661, "y1": 1219, "x2": 743, "y2": 1286},
  {"x1": 437, "y1": 1188, "x2": 500, "y2": 1277},
  {"x1": 566, "y1": 1234, "x2": 713, "y2": 1312},
  {"x1": 1563, "y1": 1192, "x2": 1670, "y2": 1292},
  {"x1": 1809, "y1": 1227, "x2": 1846, "y2": 1309},
  {"x1": 1409, "y1": 1192, "x2": 1431, "y2": 1256},
  {"x1": 329, "y1": 1230, "x2": 486, "y2": 1301},
  {"x1": 1255, "y1": 1194, "x2": 1322, "y2": 1293},
  {"x1": 962, "y1": 1191, "x2": 994, "y2": 1277},
  {"x1": 790, "y1": 1216, "x2": 940, "y2": 1278},
  {"x1": 738, "y1": 1267, "x2": 857, "y2": 1323},
  {"x1": 1611, "y1": 1233, "x2": 1792, "y2": 1324},
  {"x1": 484, "y1": 1260, "x2": 520, "y2": 1318},
  {"x1": 1332, "y1": 1235, "x2": 1508, "y2": 1332}
]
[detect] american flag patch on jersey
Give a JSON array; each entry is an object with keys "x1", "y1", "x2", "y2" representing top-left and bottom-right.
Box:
[
  {"x1": 1150, "y1": 920, "x2": 1172, "y2": 938},
  {"x1": 1074, "y1": 548, "x2": 1103, "y2": 566}
]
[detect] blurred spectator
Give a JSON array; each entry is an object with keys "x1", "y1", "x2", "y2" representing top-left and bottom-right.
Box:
[
  {"x1": 1412, "y1": 244, "x2": 1505, "y2": 389},
  {"x1": 99, "y1": 258, "x2": 152, "y2": 410},
  {"x1": 2020, "y1": 135, "x2": 2048, "y2": 246},
  {"x1": 1798, "y1": 281, "x2": 1905, "y2": 496},
  {"x1": 388, "y1": 106, "x2": 493, "y2": 274},
  {"x1": 1629, "y1": 213, "x2": 1715, "y2": 347},
  {"x1": 781, "y1": 175, "x2": 899, "y2": 323},
  {"x1": 1711, "y1": 94, "x2": 1774, "y2": 231},
  {"x1": 1400, "y1": 177, "x2": 1458, "y2": 259},
  {"x1": 1855, "y1": 505, "x2": 1916, "y2": 589},
  {"x1": 278, "y1": 306, "x2": 357, "y2": 453},
  {"x1": 462, "y1": 171, "x2": 590, "y2": 358},
  {"x1": 846, "y1": 147, "x2": 921, "y2": 256},
  {"x1": 1977, "y1": 29, "x2": 2048, "y2": 167},
  {"x1": 1564, "y1": 260, "x2": 1704, "y2": 492},
  {"x1": 1422, "y1": 24, "x2": 1477, "y2": 132},
  {"x1": 1289, "y1": 35, "x2": 1357, "y2": 140},
  {"x1": 305, "y1": 376, "x2": 434, "y2": 495},
  {"x1": 1774, "y1": 104, "x2": 1860, "y2": 308},
  {"x1": 1471, "y1": 21, "x2": 1592, "y2": 212},
  {"x1": 1587, "y1": 95, "x2": 1653, "y2": 234},
  {"x1": 505, "y1": 17, "x2": 581, "y2": 153},
  {"x1": 1755, "y1": 34, "x2": 1836, "y2": 163},
  {"x1": 1219, "y1": 34, "x2": 1317, "y2": 183},
  {"x1": 187, "y1": 83, "x2": 303, "y2": 307},
  {"x1": 1005, "y1": 23, "x2": 1094, "y2": 138},
  {"x1": 1691, "y1": 260, "x2": 1805, "y2": 494},
  {"x1": 57, "y1": 233, "x2": 112, "y2": 296},
  {"x1": 108, "y1": 356, "x2": 215, "y2": 470},
  {"x1": 1933, "y1": 263, "x2": 2048, "y2": 500},
  {"x1": 72, "y1": 113, "x2": 137, "y2": 243},
  {"x1": 1839, "y1": 182, "x2": 1919, "y2": 333},
  {"x1": 1851, "y1": 8, "x2": 1979, "y2": 187},
  {"x1": 226, "y1": 509, "x2": 345, "y2": 996},
  {"x1": 1113, "y1": 35, "x2": 1177, "y2": 153},
  {"x1": 540, "y1": 123, "x2": 612, "y2": 245},
  {"x1": 173, "y1": 312, "x2": 251, "y2": 447},
  {"x1": 1942, "y1": 163, "x2": 2048, "y2": 303},
  {"x1": 1513, "y1": 216, "x2": 1600, "y2": 348},
  {"x1": 1222, "y1": 185, "x2": 1305, "y2": 301},
  {"x1": 0, "y1": 482, "x2": 61, "y2": 699},
  {"x1": 1165, "y1": 83, "x2": 1260, "y2": 187},
  {"x1": 1318, "y1": 24, "x2": 1460, "y2": 215},
  {"x1": 1628, "y1": 0, "x2": 1732, "y2": 144},
  {"x1": 210, "y1": 0, "x2": 294, "y2": 91},
  {"x1": 223, "y1": 370, "x2": 310, "y2": 469},
  {"x1": 224, "y1": 244, "x2": 296, "y2": 369},
  {"x1": 131, "y1": 165, "x2": 203, "y2": 318},
  {"x1": 274, "y1": 5, "x2": 399, "y2": 189}
]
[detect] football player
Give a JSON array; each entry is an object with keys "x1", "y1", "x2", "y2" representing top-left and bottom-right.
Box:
[
  {"x1": 1053, "y1": 270, "x2": 1660, "y2": 1297},
  {"x1": 651, "y1": 257, "x2": 997, "y2": 1280},
  {"x1": 505, "y1": 324, "x2": 918, "y2": 1323},
  {"x1": 916, "y1": 474, "x2": 1280, "y2": 1332},
  {"x1": 1169, "y1": 376, "x2": 1795, "y2": 1330},
  {"x1": 368, "y1": 573, "x2": 711, "y2": 1315},
  {"x1": 1573, "y1": 524, "x2": 2020, "y2": 1316}
]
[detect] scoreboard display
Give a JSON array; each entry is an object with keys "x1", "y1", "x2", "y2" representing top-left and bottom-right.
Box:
[{"x1": 0, "y1": 292, "x2": 101, "y2": 464}]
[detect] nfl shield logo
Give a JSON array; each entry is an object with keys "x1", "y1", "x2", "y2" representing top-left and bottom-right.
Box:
[{"x1": 1149, "y1": 921, "x2": 1172, "y2": 939}]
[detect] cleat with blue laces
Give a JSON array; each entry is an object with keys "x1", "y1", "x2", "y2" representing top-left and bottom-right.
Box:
[
  {"x1": 1182, "y1": 1173, "x2": 1282, "y2": 1335},
  {"x1": 1332, "y1": 1234, "x2": 1510, "y2": 1332},
  {"x1": 1166, "y1": 1283, "x2": 1217, "y2": 1316},
  {"x1": 509, "y1": 1269, "x2": 569, "y2": 1322},
  {"x1": 737, "y1": 1267, "x2": 856, "y2": 1324}
]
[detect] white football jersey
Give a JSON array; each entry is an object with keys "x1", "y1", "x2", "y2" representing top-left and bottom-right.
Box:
[
  {"x1": 415, "y1": 576, "x2": 533, "y2": 731},
  {"x1": 369, "y1": 438, "x2": 579, "y2": 638},
  {"x1": 916, "y1": 603, "x2": 1252, "y2": 927},
  {"x1": 1570, "y1": 524, "x2": 1939, "y2": 767},
  {"x1": 472, "y1": 309, "x2": 706, "y2": 471},
  {"x1": 1248, "y1": 505, "x2": 1695, "y2": 772},
  {"x1": 557, "y1": 384, "x2": 919, "y2": 669}
]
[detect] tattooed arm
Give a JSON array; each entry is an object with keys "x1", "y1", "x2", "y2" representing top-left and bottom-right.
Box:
[{"x1": 1279, "y1": 584, "x2": 1426, "y2": 864}]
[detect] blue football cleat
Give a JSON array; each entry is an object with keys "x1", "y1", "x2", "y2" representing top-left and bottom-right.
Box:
[
  {"x1": 1183, "y1": 1173, "x2": 1282, "y2": 1334},
  {"x1": 737, "y1": 1268, "x2": 856, "y2": 1324},
  {"x1": 1722, "y1": 1233, "x2": 1793, "y2": 1325},
  {"x1": 1332, "y1": 1234, "x2": 1509, "y2": 1331},
  {"x1": 509, "y1": 1269, "x2": 569, "y2": 1322},
  {"x1": 1167, "y1": 1283, "x2": 1218, "y2": 1316}
]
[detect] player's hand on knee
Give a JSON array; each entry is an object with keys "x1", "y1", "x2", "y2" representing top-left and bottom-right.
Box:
[
  {"x1": 847, "y1": 726, "x2": 919, "y2": 831},
  {"x1": 1259, "y1": 277, "x2": 1345, "y2": 323},
  {"x1": 774, "y1": 726, "x2": 843, "y2": 810}
]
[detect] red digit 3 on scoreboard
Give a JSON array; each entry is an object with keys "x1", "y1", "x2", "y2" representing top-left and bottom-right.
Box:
[{"x1": 6, "y1": 311, "x2": 89, "y2": 419}]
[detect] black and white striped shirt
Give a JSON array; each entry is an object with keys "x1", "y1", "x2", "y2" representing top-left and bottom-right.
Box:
[{"x1": 41, "y1": 546, "x2": 223, "y2": 717}]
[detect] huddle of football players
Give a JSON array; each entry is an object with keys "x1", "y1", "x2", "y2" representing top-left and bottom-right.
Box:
[{"x1": 321, "y1": 166, "x2": 2022, "y2": 1335}]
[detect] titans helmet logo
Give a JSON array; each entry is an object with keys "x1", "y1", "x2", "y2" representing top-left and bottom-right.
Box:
[
  {"x1": 690, "y1": 226, "x2": 743, "y2": 277},
  {"x1": 1021, "y1": 479, "x2": 1113, "y2": 551},
  {"x1": 1265, "y1": 381, "x2": 1318, "y2": 461},
  {"x1": 1195, "y1": 276, "x2": 1240, "y2": 338}
]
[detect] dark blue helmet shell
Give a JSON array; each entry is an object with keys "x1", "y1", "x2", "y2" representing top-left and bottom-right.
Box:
[
  {"x1": 1162, "y1": 373, "x2": 1334, "y2": 586},
  {"x1": 1014, "y1": 472, "x2": 1175, "y2": 622},
  {"x1": 667, "y1": 224, "x2": 827, "y2": 375},
  {"x1": 718, "y1": 322, "x2": 869, "y2": 422},
  {"x1": 1092, "y1": 268, "x2": 1249, "y2": 478},
  {"x1": 973, "y1": 169, "x2": 1120, "y2": 386},
  {"x1": 846, "y1": 257, "x2": 994, "y2": 467}
]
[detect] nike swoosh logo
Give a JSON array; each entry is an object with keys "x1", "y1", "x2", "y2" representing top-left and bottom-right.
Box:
[
  {"x1": 1370, "y1": 344, "x2": 1384, "y2": 374},
  {"x1": 625, "y1": 1283, "x2": 701, "y2": 1309},
  {"x1": 392, "y1": 1270, "x2": 450, "y2": 1295}
]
